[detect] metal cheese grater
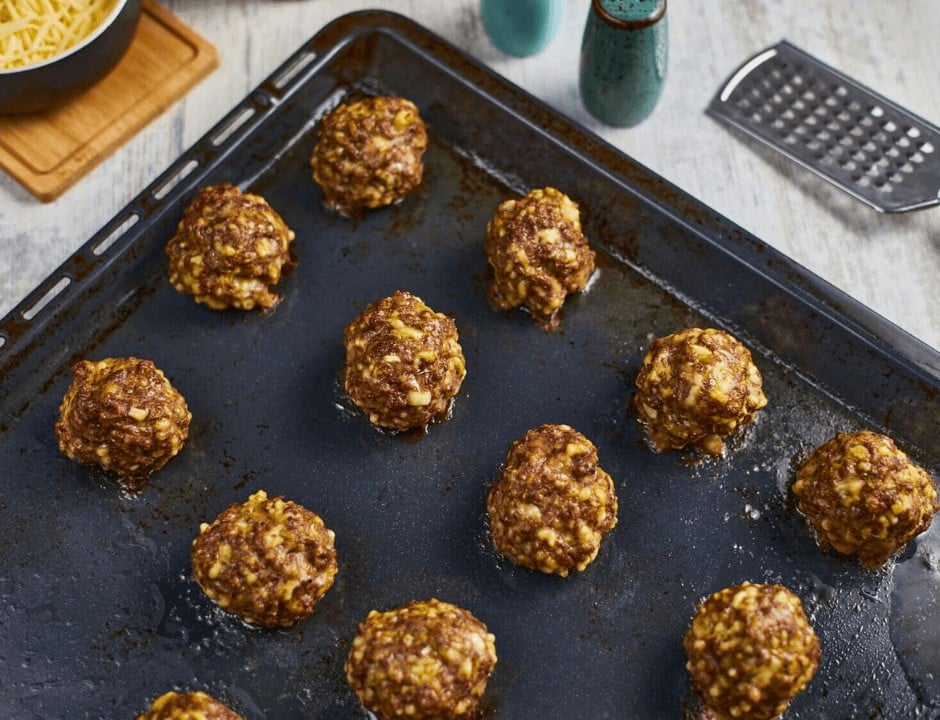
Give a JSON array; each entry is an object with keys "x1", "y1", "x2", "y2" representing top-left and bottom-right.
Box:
[{"x1": 708, "y1": 41, "x2": 940, "y2": 213}]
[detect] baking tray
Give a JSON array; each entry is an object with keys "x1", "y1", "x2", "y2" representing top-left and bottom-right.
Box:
[{"x1": 1, "y1": 11, "x2": 938, "y2": 720}]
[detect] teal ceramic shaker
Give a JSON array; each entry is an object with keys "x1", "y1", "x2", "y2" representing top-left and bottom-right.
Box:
[
  {"x1": 579, "y1": 0, "x2": 668, "y2": 127},
  {"x1": 480, "y1": 0, "x2": 565, "y2": 57}
]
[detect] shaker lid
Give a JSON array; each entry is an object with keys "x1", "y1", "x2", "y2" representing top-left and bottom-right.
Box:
[{"x1": 593, "y1": 0, "x2": 666, "y2": 29}]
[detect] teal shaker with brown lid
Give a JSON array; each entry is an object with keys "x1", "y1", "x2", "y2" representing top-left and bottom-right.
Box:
[{"x1": 579, "y1": 0, "x2": 668, "y2": 127}]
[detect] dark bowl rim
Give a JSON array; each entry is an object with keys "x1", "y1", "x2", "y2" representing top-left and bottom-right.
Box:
[{"x1": 0, "y1": 0, "x2": 134, "y2": 75}]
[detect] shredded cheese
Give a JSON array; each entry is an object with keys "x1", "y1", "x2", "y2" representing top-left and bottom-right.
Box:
[{"x1": 0, "y1": 0, "x2": 119, "y2": 69}]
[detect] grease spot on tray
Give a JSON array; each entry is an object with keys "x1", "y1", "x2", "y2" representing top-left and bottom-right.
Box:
[{"x1": 891, "y1": 523, "x2": 940, "y2": 709}]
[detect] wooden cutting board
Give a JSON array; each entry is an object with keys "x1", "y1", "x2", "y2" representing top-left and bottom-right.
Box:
[{"x1": 0, "y1": 0, "x2": 218, "y2": 202}]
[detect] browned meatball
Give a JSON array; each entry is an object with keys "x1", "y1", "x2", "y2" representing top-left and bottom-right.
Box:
[
  {"x1": 166, "y1": 183, "x2": 295, "y2": 310},
  {"x1": 484, "y1": 187, "x2": 595, "y2": 329},
  {"x1": 634, "y1": 327, "x2": 767, "y2": 456},
  {"x1": 344, "y1": 290, "x2": 466, "y2": 430},
  {"x1": 137, "y1": 691, "x2": 244, "y2": 720},
  {"x1": 55, "y1": 357, "x2": 190, "y2": 485},
  {"x1": 792, "y1": 430, "x2": 938, "y2": 567},
  {"x1": 191, "y1": 490, "x2": 337, "y2": 628},
  {"x1": 310, "y1": 95, "x2": 428, "y2": 216},
  {"x1": 487, "y1": 424, "x2": 618, "y2": 577},
  {"x1": 345, "y1": 599, "x2": 497, "y2": 720},
  {"x1": 684, "y1": 582, "x2": 820, "y2": 720}
]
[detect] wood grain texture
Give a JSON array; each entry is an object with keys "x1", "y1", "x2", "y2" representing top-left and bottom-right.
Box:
[
  {"x1": 1, "y1": 0, "x2": 938, "y2": 354},
  {"x1": 0, "y1": 0, "x2": 218, "y2": 200}
]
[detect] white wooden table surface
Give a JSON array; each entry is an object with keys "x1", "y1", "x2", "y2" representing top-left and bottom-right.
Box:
[{"x1": 2, "y1": 0, "x2": 938, "y2": 353}]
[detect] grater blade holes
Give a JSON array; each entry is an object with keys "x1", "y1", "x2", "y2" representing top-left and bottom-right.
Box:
[{"x1": 711, "y1": 42, "x2": 940, "y2": 210}]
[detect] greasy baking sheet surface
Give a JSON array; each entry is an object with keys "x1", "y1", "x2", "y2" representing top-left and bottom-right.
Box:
[{"x1": 1, "y1": 12, "x2": 938, "y2": 719}]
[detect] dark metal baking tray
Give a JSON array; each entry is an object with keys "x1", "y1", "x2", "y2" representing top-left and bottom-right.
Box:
[{"x1": 1, "y1": 11, "x2": 938, "y2": 720}]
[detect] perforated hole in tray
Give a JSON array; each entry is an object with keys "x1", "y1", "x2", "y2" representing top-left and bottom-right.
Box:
[
  {"x1": 726, "y1": 52, "x2": 936, "y2": 202},
  {"x1": 270, "y1": 50, "x2": 318, "y2": 91},
  {"x1": 92, "y1": 214, "x2": 140, "y2": 256},
  {"x1": 152, "y1": 159, "x2": 199, "y2": 201},
  {"x1": 211, "y1": 107, "x2": 256, "y2": 147},
  {"x1": 21, "y1": 276, "x2": 70, "y2": 321}
]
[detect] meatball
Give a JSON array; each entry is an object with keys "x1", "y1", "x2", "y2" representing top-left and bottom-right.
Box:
[
  {"x1": 166, "y1": 183, "x2": 295, "y2": 310},
  {"x1": 345, "y1": 598, "x2": 497, "y2": 720},
  {"x1": 55, "y1": 357, "x2": 190, "y2": 485},
  {"x1": 634, "y1": 327, "x2": 767, "y2": 456},
  {"x1": 792, "y1": 430, "x2": 938, "y2": 567},
  {"x1": 487, "y1": 424, "x2": 618, "y2": 577},
  {"x1": 484, "y1": 187, "x2": 595, "y2": 329},
  {"x1": 684, "y1": 582, "x2": 820, "y2": 720},
  {"x1": 137, "y1": 691, "x2": 244, "y2": 720},
  {"x1": 344, "y1": 290, "x2": 466, "y2": 430},
  {"x1": 191, "y1": 490, "x2": 337, "y2": 628},
  {"x1": 310, "y1": 95, "x2": 428, "y2": 216}
]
